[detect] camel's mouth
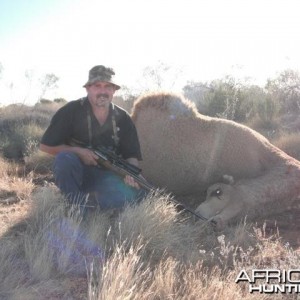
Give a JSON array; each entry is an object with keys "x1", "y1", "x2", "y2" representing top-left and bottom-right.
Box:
[
  {"x1": 196, "y1": 205, "x2": 225, "y2": 221},
  {"x1": 210, "y1": 219, "x2": 218, "y2": 226},
  {"x1": 208, "y1": 215, "x2": 226, "y2": 230}
]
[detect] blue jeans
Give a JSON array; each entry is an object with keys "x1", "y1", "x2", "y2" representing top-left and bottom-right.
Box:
[{"x1": 53, "y1": 151, "x2": 146, "y2": 210}]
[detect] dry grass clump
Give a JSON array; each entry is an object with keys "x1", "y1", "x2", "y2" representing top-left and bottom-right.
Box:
[
  {"x1": 3, "y1": 175, "x2": 35, "y2": 201},
  {"x1": 0, "y1": 157, "x2": 35, "y2": 203},
  {"x1": 1, "y1": 185, "x2": 299, "y2": 299},
  {"x1": 24, "y1": 149, "x2": 54, "y2": 174},
  {"x1": 111, "y1": 193, "x2": 197, "y2": 262},
  {"x1": 0, "y1": 155, "x2": 11, "y2": 177},
  {"x1": 90, "y1": 224, "x2": 298, "y2": 300},
  {"x1": 0, "y1": 155, "x2": 26, "y2": 177},
  {"x1": 0, "y1": 186, "x2": 89, "y2": 298}
]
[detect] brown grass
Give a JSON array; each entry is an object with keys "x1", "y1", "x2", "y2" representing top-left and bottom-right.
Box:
[
  {"x1": 1, "y1": 184, "x2": 299, "y2": 299},
  {"x1": 24, "y1": 150, "x2": 54, "y2": 174},
  {"x1": 0, "y1": 157, "x2": 35, "y2": 203}
]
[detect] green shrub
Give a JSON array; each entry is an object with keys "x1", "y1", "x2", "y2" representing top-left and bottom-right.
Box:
[
  {"x1": 2, "y1": 122, "x2": 44, "y2": 159},
  {"x1": 0, "y1": 102, "x2": 62, "y2": 160},
  {"x1": 256, "y1": 95, "x2": 278, "y2": 125}
]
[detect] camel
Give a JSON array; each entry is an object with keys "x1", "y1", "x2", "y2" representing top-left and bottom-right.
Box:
[
  {"x1": 131, "y1": 92, "x2": 300, "y2": 227},
  {"x1": 196, "y1": 171, "x2": 300, "y2": 228}
]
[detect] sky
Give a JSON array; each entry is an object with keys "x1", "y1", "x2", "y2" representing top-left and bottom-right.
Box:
[{"x1": 0, "y1": 0, "x2": 300, "y2": 105}]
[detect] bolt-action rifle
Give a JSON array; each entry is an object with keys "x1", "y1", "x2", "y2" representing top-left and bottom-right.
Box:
[{"x1": 93, "y1": 146, "x2": 208, "y2": 221}]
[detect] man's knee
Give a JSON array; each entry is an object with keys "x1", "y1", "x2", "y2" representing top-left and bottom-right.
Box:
[
  {"x1": 54, "y1": 151, "x2": 82, "y2": 172},
  {"x1": 53, "y1": 151, "x2": 84, "y2": 186},
  {"x1": 53, "y1": 151, "x2": 86, "y2": 198}
]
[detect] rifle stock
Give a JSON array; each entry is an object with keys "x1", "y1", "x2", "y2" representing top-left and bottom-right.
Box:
[{"x1": 93, "y1": 148, "x2": 208, "y2": 221}]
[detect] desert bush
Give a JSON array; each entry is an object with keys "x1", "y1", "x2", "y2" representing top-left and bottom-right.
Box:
[
  {"x1": 0, "y1": 103, "x2": 52, "y2": 132},
  {"x1": 255, "y1": 95, "x2": 279, "y2": 125},
  {"x1": 244, "y1": 115, "x2": 281, "y2": 140},
  {"x1": 0, "y1": 101, "x2": 62, "y2": 159},
  {"x1": 183, "y1": 77, "x2": 266, "y2": 123},
  {"x1": 182, "y1": 81, "x2": 210, "y2": 114},
  {"x1": 2, "y1": 122, "x2": 45, "y2": 159},
  {"x1": 272, "y1": 132, "x2": 300, "y2": 161},
  {"x1": 202, "y1": 77, "x2": 240, "y2": 120},
  {"x1": 266, "y1": 69, "x2": 300, "y2": 114}
]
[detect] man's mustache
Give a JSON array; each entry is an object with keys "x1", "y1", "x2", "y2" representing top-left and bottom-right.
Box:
[{"x1": 96, "y1": 93, "x2": 109, "y2": 99}]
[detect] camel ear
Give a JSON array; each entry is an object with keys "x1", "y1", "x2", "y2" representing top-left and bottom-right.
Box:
[{"x1": 222, "y1": 174, "x2": 234, "y2": 185}]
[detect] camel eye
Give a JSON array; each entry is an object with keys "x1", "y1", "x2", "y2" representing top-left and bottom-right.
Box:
[{"x1": 211, "y1": 188, "x2": 222, "y2": 198}]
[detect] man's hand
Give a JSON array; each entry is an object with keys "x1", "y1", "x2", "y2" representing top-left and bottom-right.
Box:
[
  {"x1": 124, "y1": 175, "x2": 140, "y2": 189},
  {"x1": 123, "y1": 157, "x2": 142, "y2": 189},
  {"x1": 75, "y1": 148, "x2": 98, "y2": 166}
]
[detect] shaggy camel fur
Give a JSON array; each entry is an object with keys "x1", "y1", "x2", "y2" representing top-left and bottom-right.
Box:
[{"x1": 132, "y1": 92, "x2": 300, "y2": 226}]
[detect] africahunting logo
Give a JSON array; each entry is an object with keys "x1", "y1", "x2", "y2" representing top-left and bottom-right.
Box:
[{"x1": 235, "y1": 269, "x2": 300, "y2": 294}]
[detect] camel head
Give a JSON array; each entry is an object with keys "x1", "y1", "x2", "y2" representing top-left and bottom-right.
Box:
[{"x1": 196, "y1": 178, "x2": 245, "y2": 229}]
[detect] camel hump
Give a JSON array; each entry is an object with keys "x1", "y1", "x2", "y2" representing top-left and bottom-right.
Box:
[{"x1": 131, "y1": 92, "x2": 199, "y2": 121}]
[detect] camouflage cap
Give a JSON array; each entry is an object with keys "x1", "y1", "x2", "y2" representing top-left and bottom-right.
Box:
[{"x1": 83, "y1": 65, "x2": 120, "y2": 89}]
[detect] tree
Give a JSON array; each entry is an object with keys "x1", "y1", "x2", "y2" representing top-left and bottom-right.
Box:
[
  {"x1": 139, "y1": 61, "x2": 182, "y2": 91},
  {"x1": 183, "y1": 76, "x2": 266, "y2": 122},
  {"x1": 238, "y1": 84, "x2": 268, "y2": 121},
  {"x1": 265, "y1": 69, "x2": 300, "y2": 114},
  {"x1": 182, "y1": 81, "x2": 211, "y2": 113},
  {"x1": 38, "y1": 73, "x2": 59, "y2": 101},
  {"x1": 208, "y1": 77, "x2": 240, "y2": 120}
]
